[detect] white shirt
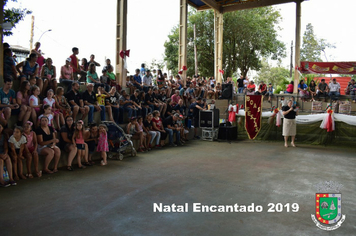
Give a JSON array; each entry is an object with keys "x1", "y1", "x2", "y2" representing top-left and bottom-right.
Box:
[
  {"x1": 329, "y1": 82, "x2": 340, "y2": 92},
  {"x1": 142, "y1": 75, "x2": 152, "y2": 86}
]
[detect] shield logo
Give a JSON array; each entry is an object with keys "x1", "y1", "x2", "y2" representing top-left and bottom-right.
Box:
[{"x1": 315, "y1": 193, "x2": 342, "y2": 225}]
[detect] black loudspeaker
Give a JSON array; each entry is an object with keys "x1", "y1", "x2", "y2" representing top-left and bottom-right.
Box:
[
  {"x1": 218, "y1": 125, "x2": 237, "y2": 141},
  {"x1": 199, "y1": 110, "x2": 220, "y2": 128},
  {"x1": 221, "y1": 83, "x2": 233, "y2": 99}
]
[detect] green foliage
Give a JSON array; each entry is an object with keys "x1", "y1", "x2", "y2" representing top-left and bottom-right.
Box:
[
  {"x1": 300, "y1": 23, "x2": 335, "y2": 62},
  {"x1": 255, "y1": 58, "x2": 290, "y2": 86},
  {"x1": 3, "y1": 0, "x2": 32, "y2": 36},
  {"x1": 164, "y1": 7, "x2": 286, "y2": 78},
  {"x1": 223, "y1": 7, "x2": 285, "y2": 77}
]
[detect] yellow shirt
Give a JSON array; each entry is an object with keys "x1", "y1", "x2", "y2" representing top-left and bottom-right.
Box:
[{"x1": 96, "y1": 94, "x2": 106, "y2": 106}]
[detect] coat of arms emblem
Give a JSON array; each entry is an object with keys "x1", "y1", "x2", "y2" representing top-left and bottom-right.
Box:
[{"x1": 311, "y1": 181, "x2": 346, "y2": 231}]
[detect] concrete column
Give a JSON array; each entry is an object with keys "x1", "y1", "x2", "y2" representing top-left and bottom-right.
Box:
[
  {"x1": 293, "y1": 0, "x2": 302, "y2": 94},
  {"x1": 214, "y1": 10, "x2": 223, "y2": 84},
  {"x1": 0, "y1": 0, "x2": 4, "y2": 87},
  {"x1": 178, "y1": 0, "x2": 188, "y2": 85},
  {"x1": 116, "y1": 0, "x2": 127, "y2": 88}
]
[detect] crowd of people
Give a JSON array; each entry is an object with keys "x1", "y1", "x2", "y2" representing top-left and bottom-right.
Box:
[{"x1": 1, "y1": 43, "x2": 217, "y2": 188}]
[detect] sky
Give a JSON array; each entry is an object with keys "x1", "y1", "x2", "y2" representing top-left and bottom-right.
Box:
[{"x1": 4, "y1": 0, "x2": 356, "y2": 79}]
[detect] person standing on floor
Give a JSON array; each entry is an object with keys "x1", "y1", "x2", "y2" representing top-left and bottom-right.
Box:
[{"x1": 282, "y1": 99, "x2": 298, "y2": 148}]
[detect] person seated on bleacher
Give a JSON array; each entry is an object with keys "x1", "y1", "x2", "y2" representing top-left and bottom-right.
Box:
[
  {"x1": 99, "y1": 68, "x2": 111, "y2": 92},
  {"x1": 65, "y1": 82, "x2": 89, "y2": 122},
  {"x1": 86, "y1": 63, "x2": 109, "y2": 92},
  {"x1": 96, "y1": 86, "x2": 114, "y2": 122},
  {"x1": 171, "y1": 89, "x2": 180, "y2": 107},
  {"x1": 133, "y1": 69, "x2": 143, "y2": 90},
  {"x1": 142, "y1": 69, "x2": 152, "y2": 93},
  {"x1": 152, "y1": 110, "x2": 167, "y2": 147},
  {"x1": 105, "y1": 87, "x2": 121, "y2": 124},
  {"x1": 316, "y1": 79, "x2": 329, "y2": 101},
  {"x1": 0, "y1": 124, "x2": 17, "y2": 187},
  {"x1": 349, "y1": 79, "x2": 356, "y2": 103},
  {"x1": 138, "y1": 91, "x2": 150, "y2": 119},
  {"x1": 17, "y1": 81, "x2": 34, "y2": 126},
  {"x1": 127, "y1": 117, "x2": 145, "y2": 153},
  {"x1": 16, "y1": 53, "x2": 39, "y2": 84},
  {"x1": 285, "y1": 81, "x2": 294, "y2": 94},
  {"x1": 255, "y1": 81, "x2": 267, "y2": 95},
  {"x1": 298, "y1": 80, "x2": 309, "y2": 102},
  {"x1": 59, "y1": 116, "x2": 77, "y2": 171},
  {"x1": 308, "y1": 80, "x2": 317, "y2": 102},
  {"x1": 328, "y1": 78, "x2": 341, "y2": 102},
  {"x1": 173, "y1": 99, "x2": 185, "y2": 116},
  {"x1": 36, "y1": 116, "x2": 61, "y2": 174},
  {"x1": 163, "y1": 113, "x2": 182, "y2": 147},
  {"x1": 119, "y1": 90, "x2": 135, "y2": 119},
  {"x1": 246, "y1": 80, "x2": 256, "y2": 95},
  {"x1": 59, "y1": 58, "x2": 74, "y2": 92},
  {"x1": 0, "y1": 78, "x2": 20, "y2": 125},
  {"x1": 4, "y1": 48, "x2": 17, "y2": 82},
  {"x1": 40, "y1": 57, "x2": 57, "y2": 97},
  {"x1": 130, "y1": 89, "x2": 142, "y2": 118},
  {"x1": 153, "y1": 87, "x2": 166, "y2": 115},
  {"x1": 265, "y1": 83, "x2": 274, "y2": 103},
  {"x1": 82, "y1": 83, "x2": 106, "y2": 124},
  {"x1": 145, "y1": 88, "x2": 159, "y2": 112}
]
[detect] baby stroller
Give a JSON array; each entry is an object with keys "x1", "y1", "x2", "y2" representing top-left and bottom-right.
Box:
[{"x1": 101, "y1": 121, "x2": 136, "y2": 160}]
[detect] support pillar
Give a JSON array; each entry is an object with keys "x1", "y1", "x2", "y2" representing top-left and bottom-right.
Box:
[
  {"x1": 293, "y1": 0, "x2": 302, "y2": 94},
  {"x1": 0, "y1": 0, "x2": 4, "y2": 86},
  {"x1": 214, "y1": 10, "x2": 223, "y2": 84},
  {"x1": 178, "y1": 0, "x2": 188, "y2": 85},
  {"x1": 116, "y1": 0, "x2": 127, "y2": 88}
]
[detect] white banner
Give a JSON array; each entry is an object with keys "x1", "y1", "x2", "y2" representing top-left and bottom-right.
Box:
[{"x1": 237, "y1": 110, "x2": 356, "y2": 126}]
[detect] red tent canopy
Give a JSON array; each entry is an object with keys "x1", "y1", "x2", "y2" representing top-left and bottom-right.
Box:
[{"x1": 298, "y1": 61, "x2": 356, "y2": 75}]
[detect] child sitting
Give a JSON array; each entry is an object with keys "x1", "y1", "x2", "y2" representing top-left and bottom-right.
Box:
[
  {"x1": 0, "y1": 124, "x2": 16, "y2": 187},
  {"x1": 100, "y1": 68, "x2": 111, "y2": 92},
  {"x1": 55, "y1": 87, "x2": 72, "y2": 118},
  {"x1": 43, "y1": 89, "x2": 64, "y2": 131},
  {"x1": 29, "y1": 85, "x2": 42, "y2": 118},
  {"x1": 127, "y1": 117, "x2": 145, "y2": 152},
  {"x1": 126, "y1": 76, "x2": 135, "y2": 95},
  {"x1": 137, "y1": 116, "x2": 150, "y2": 151},
  {"x1": 8, "y1": 126, "x2": 27, "y2": 180},
  {"x1": 37, "y1": 105, "x2": 54, "y2": 128},
  {"x1": 23, "y1": 121, "x2": 42, "y2": 178}
]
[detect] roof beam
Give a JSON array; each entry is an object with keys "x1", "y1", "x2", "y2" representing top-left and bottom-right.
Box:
[
  {"x1": 201, "y1": 0, "x2": 222, "y2": 13},
  {"x1": 222, "y1": 0, "x2": 299, "y2": 13}
]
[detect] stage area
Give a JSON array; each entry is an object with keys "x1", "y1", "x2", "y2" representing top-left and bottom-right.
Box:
[{"x1": 0, "y1": 140, "x2": 355, "y2": 235}]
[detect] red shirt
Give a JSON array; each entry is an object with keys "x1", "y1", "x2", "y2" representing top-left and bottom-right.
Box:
[
  {"x1": 286, "y1": 84, "x2": 294, "y2": 93},
  {"x1": 259, "y1": 84, "x2": 267, "y2": 92},
  {"x1": 152, "y1": 117, "x2": 163, "y2": 130},
  {"x1": 69, "y1": 54, "x2": 80, "y2": 73}
]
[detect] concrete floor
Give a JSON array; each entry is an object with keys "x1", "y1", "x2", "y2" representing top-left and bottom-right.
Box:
[{"x1": 0, "y1": 140, "x2": 355, "y2": 236}]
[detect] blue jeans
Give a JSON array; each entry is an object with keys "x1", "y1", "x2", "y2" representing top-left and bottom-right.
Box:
[
  {"x1": 164, "y1": 128, "x2": 180, "y2": 144},
  {"x1": 124, "y1": 106, "x2": 136, "y2": 118},
  {"x1": 59, "y1": 78, "x2": 74, "y2": 92},
  {"x1": 112, "y1": 106, "x2": 120, "y2": 124},
  {"x1": 119, "y1": 107, "x2": 124, "y2": 124},
  {"x1": 238, "y1": 87, "x2": 244, "y2": 94},
  {"x1": 329, "y1": 91, "x2": 340, "y2": 101},
  {"x1": 88, "y1": 105, "x2": 106, "y2": 123}
]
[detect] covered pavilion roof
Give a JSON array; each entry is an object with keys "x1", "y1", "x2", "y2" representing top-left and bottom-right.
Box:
[{"x1": 187, "y1": 0, "x2": 300, "y2": 13}]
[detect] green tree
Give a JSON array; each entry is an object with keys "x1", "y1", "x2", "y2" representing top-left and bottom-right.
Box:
[
  {"x1": 300, "y1": 23, "x2": 335, "y2": 62},
  {"x1": 255, "y1": 58, "x2": 290, "y2": 87},
  {"x1": 164, "y1": 7, "x2": 285, "y2": 78},
  {"x1": 3, "y1": 0, "x2": 32, "y2": 36}
]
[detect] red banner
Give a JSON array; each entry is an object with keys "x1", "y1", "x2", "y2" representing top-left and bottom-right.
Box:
[
  {"x1": 299, "y1": 61, "x2": 356, "y2": 75},
  {"x1": 245, "y1": 95, "x2": 262, "y2": 139}
]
